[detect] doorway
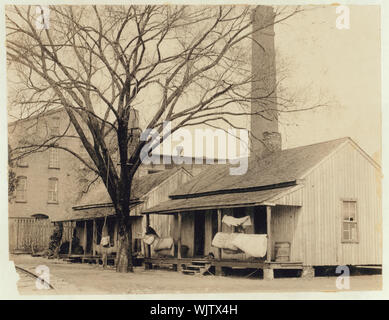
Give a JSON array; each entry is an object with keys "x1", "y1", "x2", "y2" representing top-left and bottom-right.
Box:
[
  {"x1": 194, "y1": 212, "x2": 205, "y2": 257},
  {"x1": 86, "y1": 220, "x2": 93, "y2": 254},
  {"x1": 254, "y1": 206, "x2": 267, "y2": 234}
]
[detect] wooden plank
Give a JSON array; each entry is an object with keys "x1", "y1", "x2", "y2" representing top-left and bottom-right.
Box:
[
  {"x1": 68, "y1": 222, "x2": 73, "y2": 256},
  {"x1": 266, "y1": 206, "x2": 272, "y2": 262},
  {"x1": 114, "y1": 219, "x2": 118, "y2": 248},
  {"x1": 16, "y1": 219, "x2": 19, "y2": 250},
  {"x1": 146, "y1": 214, "x2": 151, "y2": 258},
  {"x1": 83, "y1": 220, "x2": 87, "y2": 257},
  {"x1": 177, "y1": 212, "x2": 182, "y2": 260},
  {"x1": 143, "y1": 257, "x2": 299, "y2": 271},
  {"x1": 92, "y1": 219, "x2": 96, "y2": 256},
  {"x1": 217, "y1": 209, "x2": 222, "y2": 260}
]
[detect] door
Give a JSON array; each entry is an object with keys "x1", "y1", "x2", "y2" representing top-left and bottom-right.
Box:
[
  {"x1": 194, "y1": 213, "x2": 205, "y2": 257},
  {"x1": 86, "y1": 220, "x2": 93, "y2": 254},
  {"x1": 254, "y1": 206, "x2": 267, "y2": 234}
]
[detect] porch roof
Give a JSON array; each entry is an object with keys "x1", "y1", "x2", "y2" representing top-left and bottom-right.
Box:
[
  {"x1": 143, "y1": 185, "x2": 301, "y2": 214},
  {"x1": 52, "y1": 201, "x2": 142, "y2": 222}
]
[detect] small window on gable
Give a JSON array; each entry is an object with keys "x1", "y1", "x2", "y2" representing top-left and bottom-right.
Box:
[
  {"x1": 342, "y1": 200, "x2": 358, "y2": 243},
  {"x1": 16, "y1": 176, "x2": 27, "y2": 202},
  {"x1": 48, "y1": 178, "x2": 58, "y2": 203}
]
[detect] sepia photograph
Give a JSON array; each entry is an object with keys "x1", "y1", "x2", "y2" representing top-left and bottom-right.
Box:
[{"x1": 1, "y1": 0, "x2": 386, "y2": 300}]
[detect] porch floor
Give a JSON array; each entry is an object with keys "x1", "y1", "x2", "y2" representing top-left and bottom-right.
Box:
[{"x1": 144, "y1": 257, "x2": 304, "y2": 271}]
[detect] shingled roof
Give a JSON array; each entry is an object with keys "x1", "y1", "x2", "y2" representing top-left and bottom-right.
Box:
[
  {"x1": 74, "y1": 167, "x2": 188, "y2": 209},
  {"x1": 143, "y1": 185, "x2": 300, "y2": 214},
  {"x1": 143, "y1": 137, "x2": 358, "y2": 214},
  {"x1": 170, "y1": 137, "x2": 350, "y2": 198}
]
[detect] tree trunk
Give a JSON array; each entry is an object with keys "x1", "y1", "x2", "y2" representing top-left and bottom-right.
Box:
[{"x1": 116, "y1": 219, "x2": 133, "y2": 273}]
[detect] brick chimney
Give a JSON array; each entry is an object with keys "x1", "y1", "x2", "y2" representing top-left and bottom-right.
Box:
[{"x1": 250, "y1": 6, "x2": 281, "y2": 158}]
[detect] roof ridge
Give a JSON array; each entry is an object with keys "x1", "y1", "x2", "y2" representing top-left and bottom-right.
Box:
[
  {"x1": 170, "y1": 136, "x2": 352, "y2": 197},
  {"x1": 8, "y1": 107, "x2": 65, "y2": 126},
  {"x1": 281, "y1": 136, "x2": 350, "y2": 152}
]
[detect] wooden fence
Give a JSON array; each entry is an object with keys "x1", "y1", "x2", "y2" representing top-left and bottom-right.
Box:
[{"x1": 9, "y1": 218, "x2": 54, "y2": 253}]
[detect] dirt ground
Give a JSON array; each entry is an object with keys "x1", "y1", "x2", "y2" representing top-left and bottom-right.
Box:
[{"x1": 10, "y1": 254, "x2": 382, "y2": 296}]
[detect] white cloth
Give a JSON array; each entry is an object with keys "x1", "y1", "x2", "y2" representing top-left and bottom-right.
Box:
[
  {"x1": 100, "y1": 236, "x2": 110, "y2": 247},
  {"x1": 231, "y1": 234, "x2": 267, "y2": 258},
  {"x1": 154, "y1": 237, "x2": 174, "y2": 251},
  {"x1": 222, "y1": 215, "x2": 252, "y2": 228},
  {"x1": 211, "y1": 232, "x2": 239, "y2": 251},
  {"x1": 144, "y1": 234, "x2": 157, "y2": 245}
]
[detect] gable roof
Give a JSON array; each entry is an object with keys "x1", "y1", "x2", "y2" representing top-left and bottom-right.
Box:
[
  {"x1": 144, "y1": 137, "x2": 381, "y2": 214},
  {"x1": 8, "y1": 107, "x2": 65, "y2": 128},
  {"x1": 73, "y1": 167, "x2": 191, "y2": 209},
  {"x1": 52, "y1": 167, "x2": 191, "y2": 222},
  {"x1": 170, "y1": 137, "x2": 350, "y2": 198}
]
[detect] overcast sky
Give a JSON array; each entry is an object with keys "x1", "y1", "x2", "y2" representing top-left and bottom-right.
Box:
[
  {"x1": 276, "y1": 5, "x2": 381, "y2": 163},
  {"x1": 5, "y1": 4, "x2": 382, "y2": 163},
  {"x1": 155, "y1": 4, "x2": 382, "y2": 163}
]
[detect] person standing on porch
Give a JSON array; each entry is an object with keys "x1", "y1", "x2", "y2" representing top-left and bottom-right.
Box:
[{"x1": 100, "y1": 223, "x2": 109, "y2": 269}]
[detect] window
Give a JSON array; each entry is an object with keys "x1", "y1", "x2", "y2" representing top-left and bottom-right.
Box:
[
  {"x1": 342, "y1": 200, "x2": 358, "y2": 242},
  {"x1": 49, "y1": 117, "x2": 60, "y2": 137},
  {"x1": 17, "y1": 157, "x2": 28, "y2": 167},
  {"x1": 48, "y1": 148, "x2": 59, "y2": 168},
  {"x1": 48, "y1": 178, "x2": 58, "y2": 203},
  {"x1": 79, "y1": 143, "x2": 88, "y2": 169},
  {"x1": 16, "y1": 176, "x2": 27, "y2": 202}
]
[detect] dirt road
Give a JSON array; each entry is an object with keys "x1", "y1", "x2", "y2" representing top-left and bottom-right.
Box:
[{"x1": 11, "y1": 255, "x2": 382, "y2": 295}]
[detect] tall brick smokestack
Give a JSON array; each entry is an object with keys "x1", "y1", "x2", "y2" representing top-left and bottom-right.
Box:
[{"x1": 251, "y1": 6, "x2": 281, "y2": 159}]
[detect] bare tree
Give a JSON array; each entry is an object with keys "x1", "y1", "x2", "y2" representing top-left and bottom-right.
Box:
[
  {"x1": 8, "y1": 144, "x2": 18, "y2": 203},
  {"x1": 6, "y1": 4, "x2": 306, "y2": 272}
]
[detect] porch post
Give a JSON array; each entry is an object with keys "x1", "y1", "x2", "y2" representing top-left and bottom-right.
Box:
[
  {"x1": 266, "y1": 206, "x2": 272, "y2": 262},
  {"x1": 177, "y1": 212, "x2": 182, "y2": 259},
  {"x1": 68, "y1": 221, "x2": 73, "y2": 257},
  {"x1": 146, "y1": 213, "x2": 151, "y2": 258},
  {"x1": 83, "y1": 220, "x2": 87, "y2": 257},
  {"x1": 92, "y1": 219, "x2": 96, "y2": 256},
  {"x1": 114, "y1": 220, "x2": 118, "y2": 267},
  {"x1": 217, "y1": 209, "x2": 222, "y2": 260}
]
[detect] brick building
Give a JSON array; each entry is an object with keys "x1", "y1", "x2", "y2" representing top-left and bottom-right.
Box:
[{"x1": 8, "y1": 108, "x2": 92, "y2": 220}]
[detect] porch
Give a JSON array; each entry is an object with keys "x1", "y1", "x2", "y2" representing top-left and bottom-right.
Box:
[
  {"x1": 58, "y1": 213, "x2": 144, "y2": 266},
  {"x1": 143, "y1": 202, "x2": 306, "y2": 279},
  {"x1": 144, "y1": 256, "x2": 304, "y2": 278}
]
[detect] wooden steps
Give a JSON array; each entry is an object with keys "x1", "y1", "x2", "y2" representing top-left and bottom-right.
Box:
[{"x1": 182, "y1": 260, "x2": 211, "y2": 276}]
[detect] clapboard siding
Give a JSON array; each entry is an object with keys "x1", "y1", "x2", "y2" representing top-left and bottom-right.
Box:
[
  {"x1": 138, "y1": 168, "x2": 192, "y2": 238},
  {"x1": 272, "y1": 186, "x2": 303, "y2": 206},
  {"x1": 271, "y1": 206, "x2": 301, "y2": 262},
  {"x1": 298, "y1": 141, "x2": 382, "y2": 266}
]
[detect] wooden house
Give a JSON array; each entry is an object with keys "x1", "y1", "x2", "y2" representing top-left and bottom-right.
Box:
[
  {"x1": 52, "y1": 167, "x2": 193, "y2": 263},
  {"x1": 143, "y1": 137, "x2": 382, "y2": 279}
]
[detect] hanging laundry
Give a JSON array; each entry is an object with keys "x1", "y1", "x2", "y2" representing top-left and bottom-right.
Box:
[
  {"x1": 100, "y1": 223, "x2": 110, "y2": 247},
  {"x1": 211, "y1": 232, "x2": 240, "y2": 251},
  {"x1": 154, "y1": 237, "x2": 174, "y2": 252},
  {"x1": 222, "y1": 215, "x2": 252, "y2": 228},
  {"x1": 144, "y1": 234, "x2": 157, "y2": 245},
  {"x1": 231, "y1": 234, "x2": 267, "y2": 258}
]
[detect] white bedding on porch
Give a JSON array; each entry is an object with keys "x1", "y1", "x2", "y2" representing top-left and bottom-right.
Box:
[
  {"x1": 231, "y1": 234, "x2": 267, "y2": 258},
  {"x1": 212, "y1": 232, "x2": 267, "y2": 258}
]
